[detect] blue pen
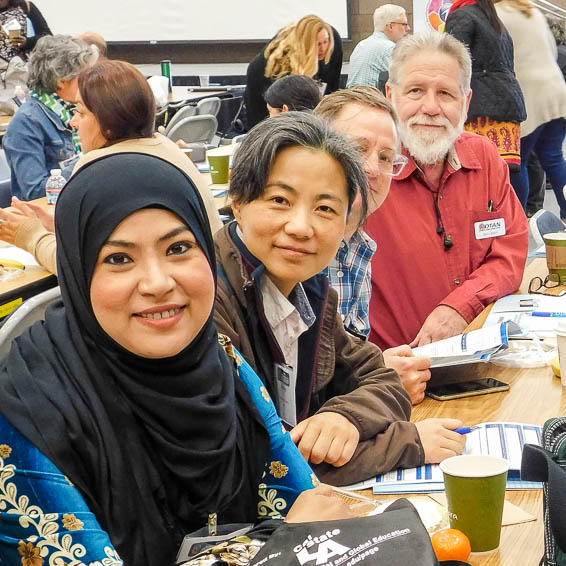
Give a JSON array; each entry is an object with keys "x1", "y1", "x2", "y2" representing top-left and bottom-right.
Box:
[
  {"x1": 455, "y1": 426, "x2": 480, "y2": 435},
  {"x1": 531, "y1": 312, "x2": 566, "y2": 317}
]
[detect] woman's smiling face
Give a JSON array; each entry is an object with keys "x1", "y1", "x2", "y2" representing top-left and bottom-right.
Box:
[{"x1": 90, "y1": 208, "x2": 215, "y2": 358}]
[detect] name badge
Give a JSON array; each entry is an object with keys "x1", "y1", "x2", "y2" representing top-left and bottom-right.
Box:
[
  {"x1": 474, "y1": 218, "x2": 506, "y2": 240},
  {"x1": 275, "y1": 363, "x2": 297, "y2": 427}
]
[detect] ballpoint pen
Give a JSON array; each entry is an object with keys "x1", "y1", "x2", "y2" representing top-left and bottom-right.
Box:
[
  {"x1": 455, "y1": 426, "x2": 481, "y2": 435},
  {"x1": 531, "y1": 312, "x2": 566, "y2": 317}
]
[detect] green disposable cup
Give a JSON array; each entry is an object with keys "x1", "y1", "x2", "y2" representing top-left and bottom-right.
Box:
[
  {"x1": 544, "y1": 232, "x2": 566, "y2": 284},
  {"x1": 181, "y1": 148, "x2": 194, "y2": 162},
  {"x1": 440, "y1": 455, "x2": 509, "y2": 553},
  {"x1": 208, "y1": 154, "x2": 230, "y2": 184}
]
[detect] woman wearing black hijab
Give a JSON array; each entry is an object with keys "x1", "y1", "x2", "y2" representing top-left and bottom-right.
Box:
[{"x1": 0, "y1": 153, "x2": 336, "y2": 566}]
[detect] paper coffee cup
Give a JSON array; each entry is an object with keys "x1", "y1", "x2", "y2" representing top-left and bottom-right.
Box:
[
  {"x1": 556, "y1": 321, "x2": 566, "y2": 387},
  {"x1": 181, "y1": 148, "x2": 194, "y2": 162},
  {"x1": 440, "y1": 455, "x2": 509, "y2": 553},
  {"x1": 544, "y1": 232, "x2": 566, "y2": 284},
  {"x1": 207, "y1": 148, "x2": 230, "y2": 184}
]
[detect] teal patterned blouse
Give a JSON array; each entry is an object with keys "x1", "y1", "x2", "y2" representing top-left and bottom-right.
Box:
[{"x1": 0, "y1": 340, "x2": 317, "y2": 565}]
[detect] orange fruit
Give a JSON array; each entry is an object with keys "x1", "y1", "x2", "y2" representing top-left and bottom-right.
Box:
[{"x1": 431, "y1": 528, "x2": 471, "y2": 561}]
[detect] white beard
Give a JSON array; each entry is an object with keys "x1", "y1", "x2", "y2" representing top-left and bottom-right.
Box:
[{"x1": 397, "y1": 112, "x2": 466, "y2": 166}]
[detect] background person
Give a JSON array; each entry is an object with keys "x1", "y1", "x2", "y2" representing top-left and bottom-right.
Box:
[
  {"x1": 264, "y1": 74, "x2": 322, "y2": 117},
  {"x1": 244, "y1": 14, "x2": 340, "y2": 129},
  {"x1": 0, "y1": 153, "x2": 349, "y2": 566},
  {"x1": 77, "y1": 31, "x2": 107, "y2": 58},
  {"x1": 0, "y1": 60, "x2": 223, "y2": 273},
  {"x1": 3, "y1": 35, "x2": 97, "y2": 201},
  {"x1": 445, "y1": 0, "x2": 526, "y2": 172},
  {"x1": 367, "y1": 31, "x2": 528, "y2": 349},
  {"x1": 9, "y1": 0, "x2": 51, "y2": 53},
  {"x1": 0, "y1": 0, "x2": 27, "y2": 60},
  {"x1": 495, "y1": 0, "x2": 566, "y2": 215},
  {"x1": 214, "y1": 112, "x2": 466, "y2": 485},
  {"x1": 314, "y1": 86, "x2": 432, "y2": 406},
  {"x1": 347, "y1": 4, "x2": 410, "y2": 89}
]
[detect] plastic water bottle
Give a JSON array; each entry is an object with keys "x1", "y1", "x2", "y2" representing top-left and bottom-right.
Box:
[
  {"x1": 14, "y1": 85, "x2": 26, "y2": 105},
  {"x1": 45, "y1": 169, "x2": 66, "y2": 205}
]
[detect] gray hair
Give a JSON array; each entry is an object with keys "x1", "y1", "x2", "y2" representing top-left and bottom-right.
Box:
[
  {"x1": 230, "y1": 111, "x2": 369, "y2": 222},
  {"x1": 28, "y1": 35, "x2": 99, "y2": 94},
  {"x1": 388, "y1": 31, "x2": 472, "y2": 95},
  {"x1": 548, "y1": 16, "x2": 566, "y2": 45},
  {"x1": 374, "y1": 4, "x2": 407, "y2": 31}
]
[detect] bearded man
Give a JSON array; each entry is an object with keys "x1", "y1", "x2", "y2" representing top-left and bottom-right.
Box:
[{"x1": 366, "y1": 31, "x2": 528, "y2": 350}]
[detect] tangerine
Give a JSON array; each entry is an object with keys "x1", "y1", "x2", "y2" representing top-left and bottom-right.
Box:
[{"x1": 431, "y1": 528, "x2": 471, "y2": 561}]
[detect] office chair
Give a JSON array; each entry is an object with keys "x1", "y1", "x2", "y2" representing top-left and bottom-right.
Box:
[
  {"x1": 216, "y1": 96, "x2": 245, "y2": 144},
  {"x1": 166, "y1": 114, "x2": 218, "y2": 145},
  {"x1": 164, "y1": 104, "x2": 198, "y2": 136},
  {"x1": 529, "y1": 209, "x2": 566, "y2": 252},
  {"x1": 0, "y1": 149, "x2": 11, "y2": 180},
  {"x1": 0, "y1": 178, "x2": 11, "y2": 208},
  {"x1": 196, "y1": 97, "x2": 221, "y2": 117},
  {"x1": 0, "y1": 286, "x2": 61, "y2": 359}
]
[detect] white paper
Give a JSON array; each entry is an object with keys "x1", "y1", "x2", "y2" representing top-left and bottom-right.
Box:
[{"x1": 0, "y1": 245, "x2": 39, "y2": 267}]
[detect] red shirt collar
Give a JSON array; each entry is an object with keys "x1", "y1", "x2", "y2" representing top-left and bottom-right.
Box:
[{"x1": 396, "y1": 132, "x2": 484, "y2": 181}]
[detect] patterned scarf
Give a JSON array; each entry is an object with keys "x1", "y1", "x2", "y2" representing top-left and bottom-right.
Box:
[{"x1": 31, "y1": 90, "x2": 82, "y2": 152}]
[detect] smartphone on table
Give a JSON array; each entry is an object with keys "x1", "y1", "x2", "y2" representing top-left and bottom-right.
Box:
[{"x1": 425, "y1": 378, "x2": 509, "y2": 401}]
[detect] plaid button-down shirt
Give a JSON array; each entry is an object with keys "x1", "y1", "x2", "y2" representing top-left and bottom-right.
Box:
[{"x1": 324, "y1": 229, "x2": 377, "y2": 338}]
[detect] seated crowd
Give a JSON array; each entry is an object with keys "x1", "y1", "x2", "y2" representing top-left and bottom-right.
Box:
[{"x1": 0, "y1": 10, "x2": 532, "y2": 566}]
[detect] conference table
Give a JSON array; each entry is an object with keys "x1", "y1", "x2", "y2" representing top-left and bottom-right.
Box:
[
  {"x1": 0, "y1": 197, "x2": 57, "y2": 319},
  {"x1": 358, "y1": 257, "x2": 561, "y2": 566}
]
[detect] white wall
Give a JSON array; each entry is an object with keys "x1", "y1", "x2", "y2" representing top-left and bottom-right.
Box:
[{"x1": 39, "y1": 0, "x2": 349, "y2": 42}]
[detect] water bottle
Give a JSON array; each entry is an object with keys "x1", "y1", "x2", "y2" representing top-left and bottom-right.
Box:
[
  {"x1": 14, "y1": 85, "x2": 26, "y2": 105},
  {"x1": 45, "y1": 169, "x2": 66, "y2": 205}
]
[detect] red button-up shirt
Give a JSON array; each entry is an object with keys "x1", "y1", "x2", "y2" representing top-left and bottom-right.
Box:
[{"x1": 367, "y1": 132, "x2": 528, "y2": 349}]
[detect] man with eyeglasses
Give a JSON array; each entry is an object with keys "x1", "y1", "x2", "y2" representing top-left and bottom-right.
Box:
[
  {"x1": 367, "y1": 32, "x2": 528, "y2": 351},
  {"x1": 315, "y1": 86, "x2": 434, "y2": 406},
  {"x1": 347, "y1": 4, "x2": 410, "y2": 89}
]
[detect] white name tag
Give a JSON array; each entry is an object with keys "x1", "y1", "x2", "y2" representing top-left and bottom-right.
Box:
[
  {"x1": 275, "y1": 363, "x2": 297, "y2": 427},
  {"x1": 474, "y1": 218, "x2": 506, "y2": 240}
]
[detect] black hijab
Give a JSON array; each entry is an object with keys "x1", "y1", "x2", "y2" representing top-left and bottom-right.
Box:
[{"x1": 0, "y1": 153, "x2": 268, "y2": 566}]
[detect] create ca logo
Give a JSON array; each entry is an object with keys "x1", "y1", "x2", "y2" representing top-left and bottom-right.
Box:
[{"x1": 294, "y1": 530, "x2": 350, "y2": 566}]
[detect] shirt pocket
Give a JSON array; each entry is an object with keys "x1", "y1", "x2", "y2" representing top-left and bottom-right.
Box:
[
  {"x1": 45, "y1": 137, "x2": 74, "y2": 165},
  {"x1": 469, "y1": 210, "x2": 502, "y2": 270}
]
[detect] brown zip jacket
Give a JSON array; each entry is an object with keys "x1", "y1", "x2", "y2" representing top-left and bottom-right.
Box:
[{"x1": 213, "y1": 223, "x2": 425, "y2": 486}]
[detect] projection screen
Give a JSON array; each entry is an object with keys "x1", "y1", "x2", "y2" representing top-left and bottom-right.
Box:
[{"x1": 36, "y1": 1, "x2": 350, "y2": 43}]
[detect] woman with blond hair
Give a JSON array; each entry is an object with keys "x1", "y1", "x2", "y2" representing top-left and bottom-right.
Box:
[
  {"x1": 244, "y1": 14, "x2": 342, "y2": 128},
  {"x1": 495, "y1": 0, "x2": 566, "y2": 215}
]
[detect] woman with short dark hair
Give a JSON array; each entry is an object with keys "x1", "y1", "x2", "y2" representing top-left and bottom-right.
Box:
[
  {"x1": 213, "y1": 112, "x2": 461, "y2": 486},
  {"x1": 264, "y1": 75, "x2": 322, "y2": 117}
]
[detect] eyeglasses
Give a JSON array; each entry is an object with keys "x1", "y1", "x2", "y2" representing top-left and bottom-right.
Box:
[
  {"x1": 375, "y1": 149, "x2": 409, "y2": 177},
  {"x1": 528, "y1": 274, "x2": 561, "y2": 294},
  {"x1": 390, "y1": 21, "x2": 410, "y2": 28}
]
